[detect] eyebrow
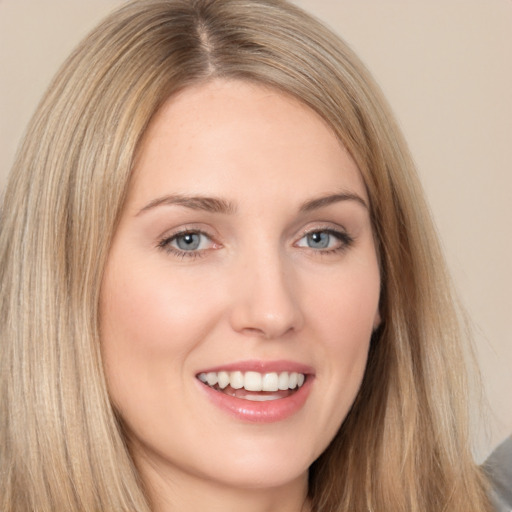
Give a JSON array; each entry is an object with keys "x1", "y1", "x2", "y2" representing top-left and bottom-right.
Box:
[
  {"x1": 137, "y1": 191, "x2": 368, "y2": 216},
  {"x1": 299, "y1": 192, "x2": 368, "y2": 212},
  {"x1": 137, "y1": 194, "x2": 237, "y2": 216}
]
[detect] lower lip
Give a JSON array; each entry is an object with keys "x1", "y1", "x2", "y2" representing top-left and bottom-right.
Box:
[{"x1": 198, "y1": 377, "x2": 313, "y2": 423}]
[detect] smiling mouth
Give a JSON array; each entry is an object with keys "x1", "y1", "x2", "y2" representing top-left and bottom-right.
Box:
[{"x1": 197, "y1": 371, "x2": 306, "y2": 402}]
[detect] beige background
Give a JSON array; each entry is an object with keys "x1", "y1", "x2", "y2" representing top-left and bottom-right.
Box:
[{"x1": 1, "y1": 1, "x2": 511, "y2": 460}]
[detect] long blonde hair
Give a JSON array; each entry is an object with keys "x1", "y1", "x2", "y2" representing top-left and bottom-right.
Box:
[{"x1": 0, "y1": 1, "x2": 491, "y2": 510}]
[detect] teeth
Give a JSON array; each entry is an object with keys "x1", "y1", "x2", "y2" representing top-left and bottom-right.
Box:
[
  {"x1": 278, "y1": 372, "x2": 289, "y2": 390},
  {"x1": 230, "y1": 371, "x2": 244, "y2": 389},
  {"x1": 262, "y1": 372, "x2": 279, "y2": 391},
  {"x1": 244, "y1": 371, "x2": 262, "y2": 391},
  {"x1": 197, "y1": 370, "x2": 307, "y2": 392},
  {"x1": 206, "y1": 372, "x2": 218, "y2": 386},
  {"x1": 217, "y1": 371, "x2": 230, "y2": 389}
]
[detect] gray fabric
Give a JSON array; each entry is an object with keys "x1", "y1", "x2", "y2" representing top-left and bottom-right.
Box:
[{"x1": 484, "y1": 435, "x2": 512, "y2": 512}]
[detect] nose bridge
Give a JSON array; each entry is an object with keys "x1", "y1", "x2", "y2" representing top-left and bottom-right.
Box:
[{"x1": 229, "y1": 241, "x2": 303, "y2": 339}]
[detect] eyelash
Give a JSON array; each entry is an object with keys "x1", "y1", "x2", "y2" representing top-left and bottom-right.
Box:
[
  {"x1": 296, "y1": 228, "x2": 354, "y2": 255},
  {"x1": 156, "y1": 227, "x2": 354, "y2": 259},
  {"x1": 157, "y1": 229, "x2": 213, "y2": 259}
]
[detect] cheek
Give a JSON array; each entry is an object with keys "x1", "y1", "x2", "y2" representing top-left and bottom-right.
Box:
[
  {"x1": 304, "y1": 260, "x2": 379, "y2": 426},
  {"x1": 309, "y1": 255, "x2": 380, "y2": 346},
  {"x1": 101, "y1": 258, "x2": 220, "y2": 355},
  {"x1": 99, "y1": 255, "x2": 225, "y2": 408}
]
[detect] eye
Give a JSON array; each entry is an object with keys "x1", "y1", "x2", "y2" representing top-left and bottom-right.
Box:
[
  {"x1": 157, "y1": 229, "x2": 215, "y2": 257},
  {"x1": 296, "y1": 229, "x2": 352, "y2": 252}
]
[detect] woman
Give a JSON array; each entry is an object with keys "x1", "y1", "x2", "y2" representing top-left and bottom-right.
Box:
[{"x1": 0, "y1": 0, "x2": 492, "y2": 510}]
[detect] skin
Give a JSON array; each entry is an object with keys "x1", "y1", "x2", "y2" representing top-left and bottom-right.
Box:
[{"x1": 100, "y1": 79, "x2": 381, "y2": 512}]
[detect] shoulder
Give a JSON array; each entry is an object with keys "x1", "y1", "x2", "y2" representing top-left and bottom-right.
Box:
[{"x1": 484, "y1": 435, "x2": 512, "y2": 512}]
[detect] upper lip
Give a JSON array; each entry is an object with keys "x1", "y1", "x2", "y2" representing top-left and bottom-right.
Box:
[{"x1": 196, "y1": 359, "x2": 315, "y2": 376}]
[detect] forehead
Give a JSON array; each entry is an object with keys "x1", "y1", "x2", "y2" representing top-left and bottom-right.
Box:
[{"x1": 129, "y1": 79, "x2": 367, "y2": 208}]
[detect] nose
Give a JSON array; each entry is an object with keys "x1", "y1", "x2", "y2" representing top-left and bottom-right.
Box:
[{"x1": 229, "y1": 251, "x2": 304, "y2": 339}]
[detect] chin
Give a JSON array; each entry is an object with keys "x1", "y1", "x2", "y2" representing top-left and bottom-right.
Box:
[{"x1": 198, "y1": 455, "x2": 310, "y2": 491}]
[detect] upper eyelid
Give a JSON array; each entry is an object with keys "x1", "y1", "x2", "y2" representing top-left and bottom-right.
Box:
[
  {"x1": 295, "y1": 223, "x2": 349, "y2": 238},
  {"x1": 158, "y1": 224, "x2": 216, "y2": 242},
  {"x1": 299, "y1": 225, "x2": 345, "y2": 234},
  {"x1": 164, "y1": 230, "x2": 213, "y2": 244},
  {"x1": 296, "y1": 227, "x2": 351, "y2": 242}
]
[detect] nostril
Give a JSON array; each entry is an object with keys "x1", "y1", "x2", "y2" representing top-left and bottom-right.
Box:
[{"x1": 240, "y1": 324, "x2": 295, "y2": 340}]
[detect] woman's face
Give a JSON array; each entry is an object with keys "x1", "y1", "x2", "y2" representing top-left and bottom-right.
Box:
[{"x1": 100, "y1": 80, "x2": 380, "y2": 497}]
